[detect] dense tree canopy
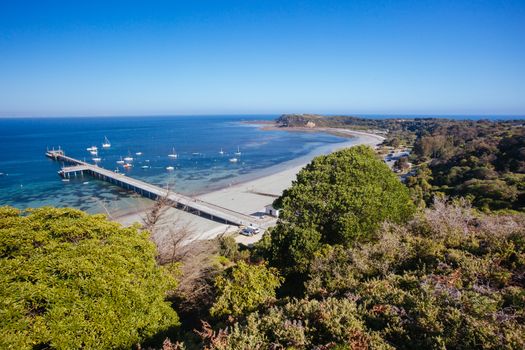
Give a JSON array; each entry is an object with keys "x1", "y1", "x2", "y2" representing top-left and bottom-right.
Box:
[
  {"x1": 268, "y1": 145, "x2": 415, "y2": 274},
  {"x1": 408, "y1": 124, "x2": 525, "y2": 211},
  {"x1": 278, "y1": 113, "x2": 525, "y2": 211},
  {"x1": 0, "y1": 206, "x2": 179, "y2": 350}
]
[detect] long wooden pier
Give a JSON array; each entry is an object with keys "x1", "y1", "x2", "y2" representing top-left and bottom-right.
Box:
[{"x1": 46, "y1": 149, "x2": 259, "y2": 227}]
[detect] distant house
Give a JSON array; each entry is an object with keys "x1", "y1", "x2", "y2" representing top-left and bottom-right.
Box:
[{"x1": 265, "y1": 204, "x2": 281, "y2": 218}]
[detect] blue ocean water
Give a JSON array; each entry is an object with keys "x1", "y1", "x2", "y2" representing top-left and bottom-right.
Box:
[{"x1": 0, "y1": 115, "x2": 348, "y2": 214}]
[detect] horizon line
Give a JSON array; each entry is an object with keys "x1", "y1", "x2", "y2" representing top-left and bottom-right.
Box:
[{"x1": 1, "y1": 112, "x2": 525, "y2": 119}]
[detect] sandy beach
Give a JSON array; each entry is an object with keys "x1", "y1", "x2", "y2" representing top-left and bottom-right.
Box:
[{"x1": 115, "y1": 128, "x2": 384, "y2": 242}]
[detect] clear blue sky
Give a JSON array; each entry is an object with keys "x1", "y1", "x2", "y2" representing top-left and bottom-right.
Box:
[{"x1": 1, "y1": 0, "x2": 524, "y2": 117}]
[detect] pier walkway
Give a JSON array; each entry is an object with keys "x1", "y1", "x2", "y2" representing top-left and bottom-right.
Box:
[{"x1": 46, "y1": 149, "x2": 259, "y2": 227}]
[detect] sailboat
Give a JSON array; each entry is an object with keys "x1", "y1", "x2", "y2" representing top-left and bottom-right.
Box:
[
  {"x1": 235, "y1": 146, "x2": 241, "y2": 156},
  {"x1": 124, "y1": 152, "x2": 133, "y2": 162},
  {"x1": 92, "y1": 157, "x2": 101, "y2": 162},
  {"x1": 168, "y1": 148, "x2": 178, "y2": 158},
  {"x1": 90, "y1": 150, "x2": 98, "y2": 156},
  {"x1": 219, "y1": 148, "x2": 224, "y2": 155},
  {"x1": 116, "y1": 156, "x2": 125, "y2": 164},
  {"x1": 102, "y1": 136, "x2": 111, "y2": 148},
  {"x1": 229, "y1": 157, "x2": 238, "y2": 163},
  {"x1": 166, "y1": 166, "x2": 175, "y2": 171}
]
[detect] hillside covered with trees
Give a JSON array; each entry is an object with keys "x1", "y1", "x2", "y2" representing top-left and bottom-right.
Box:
[{"x1": 277, "y1": 114, "x2": 525, "y2": 212}]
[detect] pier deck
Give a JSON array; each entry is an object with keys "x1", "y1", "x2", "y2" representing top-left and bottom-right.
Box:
[{"x1": 46, "y1": 149, "x2": 260, "y2": 227}]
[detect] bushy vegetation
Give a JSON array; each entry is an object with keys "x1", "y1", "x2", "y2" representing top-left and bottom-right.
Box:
[
  {"x1": 200, "y1": 200, "x2": 525, "y2": 349},
  {"x1": 267, "y1": 145, "x2": 415, "y2": 275},
  {"x1": 210, "y1": 261, "x2": 282, "y2": 318},
  {"x1": 189, "y1": 141, "x2": 524, "y2": 349},
  {"x1": 0, "y1": 206, "x2": 179, "y2": 349}
]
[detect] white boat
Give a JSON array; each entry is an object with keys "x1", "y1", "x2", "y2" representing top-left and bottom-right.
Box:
[
  {"x1": 116, "y1": 157, "x2": 125, "y2": 164},
  {"x1": 123, "y1": 163, "x2": 132, "y2": 168},
  {"x1": 229, "y1": 157, "x2": 238, "y2": 163},
  {"x1": 124, "y1": 156, "x2": 133, "y2": 162},
  {"x1": 141, "y1": 165, "x2": 149, "y2": 169},
  {"x1": 135, "y1": 152, "x2": 142, "y2": 156},
  {"x1": 62, "y1": 178, "x2": 70, "y2": 182},
  {"x1": 166, "y1": 166, "x2": 175, "y2": 171},
  {"x1": 90, "y1": 150, "x2": 98, "y2": 156},
  {"x1": 235, "y1": 146, "x2": 241, "y2": 156},
  {"x1": 219, "y1": 148, "x2": 224, "y2": 155},
  {"x1": 92, "y1": 157, "x2": 101, "y2": 162},
  {"x1": 86, "y1": 146, "x2": 98, "y2": 151},
  {"x1": 102, "y1": 137, "x2": 111, "y2": 148},
  {"x1": 168, "y1": 148, "x2": 178, "y2": 158}
]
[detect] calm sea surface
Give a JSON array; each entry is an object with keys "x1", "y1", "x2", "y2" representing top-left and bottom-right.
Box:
[{"x1": 0, "y1": 115, "x2": 349, "y2": 214}]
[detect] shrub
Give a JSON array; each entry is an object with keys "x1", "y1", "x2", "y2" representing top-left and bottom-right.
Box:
[
  {"x1": 268, "y1": 145, "x2": 415, "y2": 274},
  {"x1": 210, "y1": 261, "x2": 283, "y2": 318},
  {"x1": 304, "y1": 199, "x2": 525, "y2": 349},
  {"x1": 0, "y1": 206, "x2": 179, "y2": 350}
]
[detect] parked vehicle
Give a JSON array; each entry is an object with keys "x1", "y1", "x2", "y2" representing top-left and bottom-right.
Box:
[{"x1": 240, "y1": 226, "x2": 260, "y2": 236}]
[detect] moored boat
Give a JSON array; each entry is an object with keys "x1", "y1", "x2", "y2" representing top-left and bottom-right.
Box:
[
  {"x1": 168, "y1": 147, "x2": 178, "y2": 158},
  {"x1": 102, "y1": 137, "x2": 111, "y2": 148}
]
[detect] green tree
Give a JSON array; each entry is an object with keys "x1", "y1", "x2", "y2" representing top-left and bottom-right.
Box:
[
  {"x1": 210, "y1": 261, "x2": 283, "y2": 318},
  {"x1": 269, "y1": 146, "x2": 415, "y2": 273},
  {"x1": 0, "y1": 206, "x2": 179, "y2": 350}
]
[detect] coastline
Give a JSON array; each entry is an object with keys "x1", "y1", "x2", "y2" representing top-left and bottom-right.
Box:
[
  {"x1": 196, "y1": 127, "x2": 384, "y2": 213},
  {"x1": 114, "y1": 127, "x2": 384, "y2": 241}
]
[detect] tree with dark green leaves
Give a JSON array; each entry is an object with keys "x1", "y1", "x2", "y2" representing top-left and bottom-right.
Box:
[
  {"x1": 0, "y1": 206, "x2": 179, "y2": 350},
  {"x1": 267, "y1": 145, "x2": 415, "y2": 274}
]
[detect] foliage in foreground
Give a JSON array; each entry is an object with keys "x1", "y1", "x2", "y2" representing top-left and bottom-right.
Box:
[
  {"x1": 201, "y1": 200, "x2": 525, "y2": 349},
  {"x1": 267, "y1": 145, "x2": 415, "y2": 274},
  {"x1": 210, "y1": 261, "x2": 282, "y2": 319},
  {"x1": 0, "y1": 206, "x2": 179, "y2": 350}
]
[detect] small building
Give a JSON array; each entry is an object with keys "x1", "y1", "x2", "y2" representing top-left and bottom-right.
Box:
[{"x1": 265, "y1": 204, "x2": 281, "y2": 218}]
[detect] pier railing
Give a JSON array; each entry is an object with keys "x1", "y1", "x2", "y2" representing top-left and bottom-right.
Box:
[{"x1": 46, "y1": 149, "x2": 258, "y2": 227}]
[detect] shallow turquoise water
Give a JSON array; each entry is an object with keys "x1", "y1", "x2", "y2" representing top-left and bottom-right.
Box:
[{"x1": 0, "y1": 115, "x2": 347, "y2": 214}]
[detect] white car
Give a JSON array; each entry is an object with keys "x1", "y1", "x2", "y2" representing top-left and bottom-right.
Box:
[{"x1": 241, "y1": 226, "x2": 260, "y2": 236}]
